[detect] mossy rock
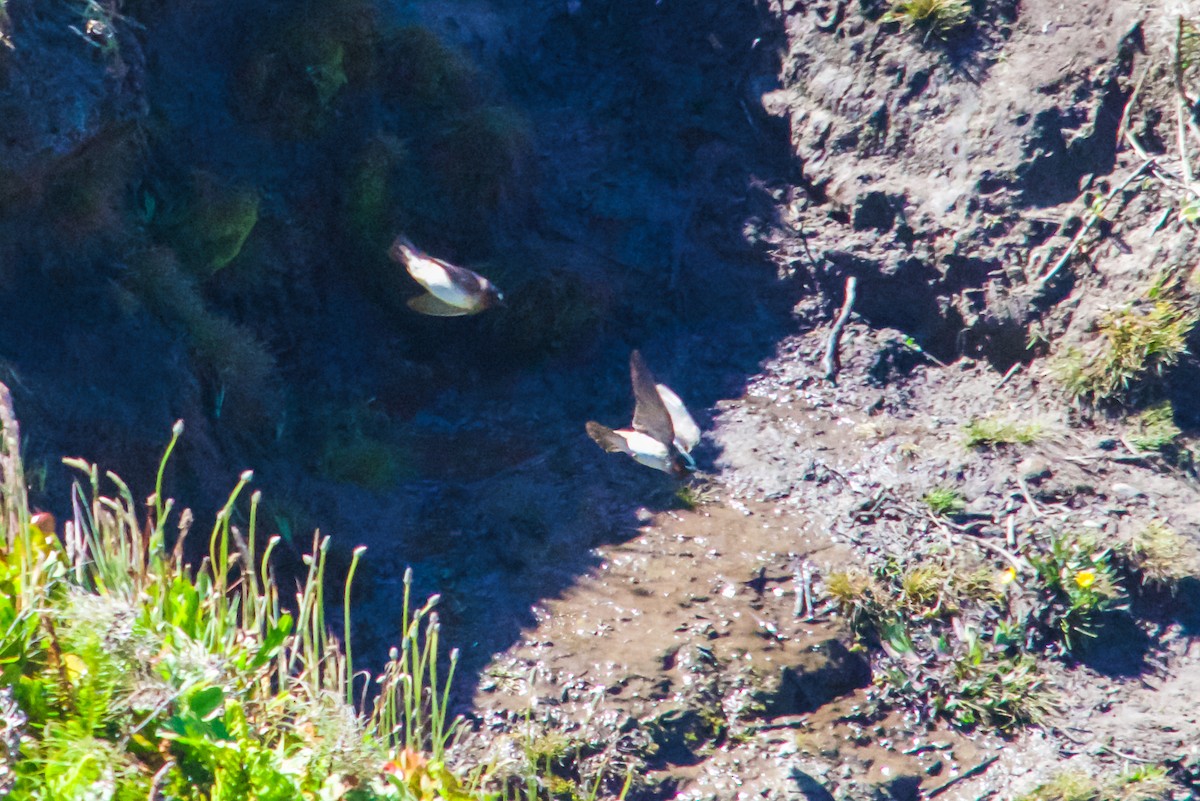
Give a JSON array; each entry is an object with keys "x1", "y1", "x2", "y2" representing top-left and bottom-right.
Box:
[
  {"x1": 160, "y1": 171, "x2": 260, "y2": 276},
  {"x1": 341, "y1": 134, "x2": 416, "y2": 260},
  {"x1": 378, "y1": 25, "x2": 482, "y2": 113},
  {"x1": 232, "y1": 0, "x2": 378, "y2": 136},
  {"x1": 432, "y1": 105, "x2": 534, "y2": 229},
  {"x1": 42, "y1": 122, "x2": 140, "y2": 241}
]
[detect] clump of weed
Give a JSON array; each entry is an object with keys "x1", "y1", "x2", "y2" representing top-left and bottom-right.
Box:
[
  {"x1": 963, "y1": 416, "x2": 1044, "y2": 448},
  {"x1": 1019, "y1": 765, "x2": 1176, "y2": 801},
  {"x1": 1019, "y1": 771, "x2": 1101, "y2": 801},
  {"x1": 1055, "y1": 276, "x2": 1199, "y2": 405},
  {"x1": 1129, "y1": 401, "x2": 1182, "y2": 451},
  {"x1": 923, "y1": 486, "x2": 966, "y2": 516},
  {"x1": 883, "y1": 0, "x2": 971, "y2": 35},
  {"x1": 0, "y1": 421, "x2": 489, "y2": 801},
  {"x1": 1028, "y1": 531, "x2": 1124, "y2": 652},
  {"x1": 1120, "y1": 519, "x2": 1198, "y2": 591},
  {"x1": 124, "y1": 248, "x2": 280, "y2": 426},
  {"x1": 827, "y1": 569, "x2": 890, "y2": 632}
]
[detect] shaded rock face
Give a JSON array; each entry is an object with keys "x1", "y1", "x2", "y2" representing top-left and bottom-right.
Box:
[{"x1": 0, "y1": 0, "x2": 145, "y2": 186}]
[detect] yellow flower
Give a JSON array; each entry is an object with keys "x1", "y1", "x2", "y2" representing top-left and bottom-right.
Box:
[
  {"x1": 1074, "y1": 569, "x2": 1097, "y2": 588},
  {"x1": 998, "y1": 566, "x2": 1017, "y2": 585}
]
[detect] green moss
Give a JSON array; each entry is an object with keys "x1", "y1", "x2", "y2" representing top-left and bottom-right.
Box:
[
  {"x1": 343, "y1": 134, "x2": 413, "y2": 260},
  {"x1": 436, "y1": 105, "x2": 533, "y2": 224},
  {"x1": 43, "y1": 123, "x2": 139, "y2": 240},
  {"x1": 233, "y1": 0, "x2": 377, "y2": 135},
  {"x1": 380, "y1": 25, "x2": 481, "y2": 112},
  {"x1": 320, "y1": 435, "x2": 398, "y2": 491},
  {"x1": 163, "y1": 172, "x2": 260, "y2": 275},
  {"x1": 125, "y1": 248, "x2": 280, "y2": 427}
]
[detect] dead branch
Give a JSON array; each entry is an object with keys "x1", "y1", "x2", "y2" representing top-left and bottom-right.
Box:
[{"x1": 822, "y1": 275, "x2": 858, "y2": 383}]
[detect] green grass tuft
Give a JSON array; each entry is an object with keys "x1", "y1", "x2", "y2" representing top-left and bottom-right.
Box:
[
  {"x1": 1129, "y1": 401, "x2": 1182, "y2": 451},
  {"x1": 1122, "y1": 519, "x2": 1198, "y2": 591},
  {"x1": 1055, "y1": 285, "x2": 1198, "y2": 405},
  {"x1": 962, "y1": 416, "x2": 1044, "y2": 448},
  {"x1": 922, "y1": 486, "x2": 966, "y2": 516},
  {"x1": 883, "y1": 0, "x2": 971, "y2": 35}
]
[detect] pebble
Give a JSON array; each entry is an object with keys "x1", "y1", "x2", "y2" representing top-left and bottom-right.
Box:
[
  {"x1": 1017, "y1": 455, "x2": 1051, "y2": 483},
  {"x1": 1110, "y1": 482, "x2": 1144, "y2": 500}
]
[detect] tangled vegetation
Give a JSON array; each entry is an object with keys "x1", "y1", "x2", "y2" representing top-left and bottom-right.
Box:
[
  {"x1": 1055, "y1": 274, "x2": 1199, "y2": 405},
  {"x1": 0, "y1": 408, "x2": 625, "y2": 801},
  {"x1": 825, "y1": 516, "x2": 1196, "y2": 734}
]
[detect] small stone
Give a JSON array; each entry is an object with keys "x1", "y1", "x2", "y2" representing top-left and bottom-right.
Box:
[
  {"x1": 1097, "y1": 437, "x2": 1119, "y2": 451},
  {"x1": 925, "y1": 759, "x2": 944, "y2": 776},
  {"x1": 1111, "y1": 482, "x2": 1144, "y2": 500},
  {"x1": 1017, "y1": 455, "x2": 1051, "y2": 483}
]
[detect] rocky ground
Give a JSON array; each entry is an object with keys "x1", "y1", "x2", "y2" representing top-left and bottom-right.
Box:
[{"x1": 3, "y1": 0, "x2": 1200, "y2": 798}]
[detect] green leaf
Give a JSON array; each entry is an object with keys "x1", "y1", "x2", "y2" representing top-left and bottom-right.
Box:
[
  {"x1": 189, "y1": 685, "x2": 225, "y2": 720},
  {"x1": 251, "y1": 614, "x2": 292, "y2": 669}
]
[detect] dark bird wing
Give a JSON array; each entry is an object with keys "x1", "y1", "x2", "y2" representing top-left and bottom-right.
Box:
[
  {"x1": 434, "y1": 258, "x2": 487, "y2": 295},
  {"x1": 629, "y1": 350, "x2": 676, "y2": 447},
  {"x1": 586, "y1": 421, "x2": 628, "y2": 454},
  {"x1": 407, "y1": 294, "x2": 476, "y2": 317}
]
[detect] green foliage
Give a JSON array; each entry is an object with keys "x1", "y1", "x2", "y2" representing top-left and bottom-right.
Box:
[
  {"x1": 0, "y1": 422, "x2": 523, "y2": 801},
  {"x1": 1129, "y1": 401, "x2": 1182, "y2": 451},
  {"x1": 883, "y1": 0, "x2": 971, "y2": 35},
  {"x1": 1028, "y1": 531, "x2": 1124, "y2": 652},
  {"x1": 1056, "y1": 277, "x2": 1199, "y2": 404},
  {"x1": 1018, "y1": 765, "x2": 1176, "y2": 801},
  {"x1": 962, "y1": 416, "x2": 1044, "y2": 448},
  {"x1": 922, "y1": 486, "x2": 965, "y2": 516}
]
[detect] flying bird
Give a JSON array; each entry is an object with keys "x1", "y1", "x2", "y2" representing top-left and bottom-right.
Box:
[
  {"x1": 586, "y1": 350, "x2": 700, "y2": 476},
  {"x1": 389, "y1": 236, "x2": 505, "y2": 316}
]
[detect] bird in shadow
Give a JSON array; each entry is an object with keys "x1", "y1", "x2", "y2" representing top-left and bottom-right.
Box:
[
  {"x1": 586, "y1": 350, "x2": 700, "y2": 477},
  {"x1": 389, "y1": 236, "x2": 505, "y2": 316}
]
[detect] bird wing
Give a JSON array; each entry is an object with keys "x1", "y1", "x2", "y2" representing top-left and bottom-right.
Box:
[
  {"x1": 629, "y1": 350, "x2": 676, "y2": 447},
  {"x1": 655, "y1": 383, "x2": 700, "y2": 454},
  {"x1": 407, "y1": 293, "x2": 477, "y2": 317},
  {"x1": 586, "y1": 421, "x2": 630, "y2": 454}
]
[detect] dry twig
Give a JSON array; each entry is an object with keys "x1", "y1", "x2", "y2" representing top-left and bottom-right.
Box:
[{"x1": 822, "y1": 275, "x2": 858, "y2": 383}]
